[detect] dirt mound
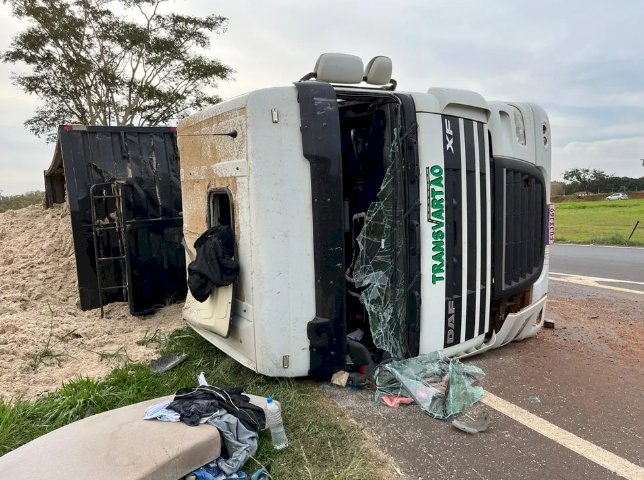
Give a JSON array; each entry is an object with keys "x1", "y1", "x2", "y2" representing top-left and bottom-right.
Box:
[{"x1": 0, "y1": 204, "x2": 186, "y2": 400}]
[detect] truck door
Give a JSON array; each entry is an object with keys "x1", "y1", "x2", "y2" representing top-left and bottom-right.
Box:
[{"x1": 186, "y1": 190, "x2": 235, "y2": 338}]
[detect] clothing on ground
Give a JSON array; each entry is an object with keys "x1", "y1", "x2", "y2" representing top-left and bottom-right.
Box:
[
  {"x1": 169, "y1": 385, "x2": 266, "y2": 431},
  {"x1": 143, "y1": 400, "x2": 180, "y2": 422},
  {"x1": 189, "y1": 460, "x2": 248, "y2": 480},
  {"x1": 207, "y1": 408, "x2": 259, "y2": 475}
]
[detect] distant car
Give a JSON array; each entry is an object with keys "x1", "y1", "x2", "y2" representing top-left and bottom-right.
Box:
[{"x1": 606, "y1": 193, "x2": 629, "y2": 200}]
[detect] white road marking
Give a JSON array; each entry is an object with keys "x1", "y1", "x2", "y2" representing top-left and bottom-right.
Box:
[
  {"x1": 482, "y1": 391, "x2": 644, "y2": 480},
  {"x1": 548, "y1": 273, "x2": 644, "y2": 296},
  {"x1": 554, "y1": 243, "x2": 644, "y2": 250},
  {"x1": 550, "y1": 272, "x2": 644, "y2": 285}
]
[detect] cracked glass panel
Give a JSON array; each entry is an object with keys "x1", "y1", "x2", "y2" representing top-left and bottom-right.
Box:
[
  {"x1": 347, "y1": 118, "x2": 408, "y2": 359},
  {"x1": 374, "y1": 352, "x2": 485, "y2": 419}
]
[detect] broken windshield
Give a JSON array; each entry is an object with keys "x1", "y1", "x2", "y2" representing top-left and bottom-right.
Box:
[{"x1": 346, "y1": 102, "x2": 410, "y2": 359}]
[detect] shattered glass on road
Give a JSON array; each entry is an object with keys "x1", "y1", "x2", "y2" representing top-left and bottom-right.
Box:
[{"x1": 374, "y1": 352, "x2": 485, "y2": 419}]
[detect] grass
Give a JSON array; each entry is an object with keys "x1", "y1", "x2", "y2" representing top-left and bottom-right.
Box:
[
  {"x1": 94, "y1": 347, "x2": 133, "y2": 365},
  {"x1": 0, "y1": 329, "x2": 391, "y2": 479},
  {"x1": 136, "y1": 328, "x2": 169, "y2": 348},
  {"x1": 26, "y1": 304, "x2": 68, "y2": 370},
  {"x1": 554, "y1": 199, "x2": 644, "y2": 246}
]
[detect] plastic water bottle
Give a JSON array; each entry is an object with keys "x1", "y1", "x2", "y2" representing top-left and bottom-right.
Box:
[{"x1": 265, "y1": 397, "x2": 288, "y2": 450}]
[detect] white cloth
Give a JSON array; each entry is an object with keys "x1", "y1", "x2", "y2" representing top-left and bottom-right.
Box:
[
  {"x1": 143, "y1": 401, "x2": 180, "y2": 422},
  {"x1": 198, "y1": 372, "x2": 210, "y2": 386}
]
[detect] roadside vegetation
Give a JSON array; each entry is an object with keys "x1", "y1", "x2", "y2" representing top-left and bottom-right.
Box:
[
  {"x1": 0, "y1": 191, "x2": 44, "y2": 213},
  {"x1": 554, "y1": 199, "x2": 644, "y2": 246},
  {"x1": 555, "y1": 168, "x2": 644, "y2": 196},
  {"x1": 0, "y1": 328, "x2": 391, "y2": 480}
]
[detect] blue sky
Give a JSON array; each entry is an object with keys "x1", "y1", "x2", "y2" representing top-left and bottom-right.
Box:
[{"x1": 1, "y1": 0, "x2": 643, "y2": 194}]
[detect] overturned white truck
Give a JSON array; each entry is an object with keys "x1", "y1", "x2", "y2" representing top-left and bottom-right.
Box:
[{"x1": 178, "y1": 54, "x2": 552, "y2": 379}]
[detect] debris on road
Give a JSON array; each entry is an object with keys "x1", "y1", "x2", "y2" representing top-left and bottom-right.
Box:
[
  {"x1": 331, "y1": 370, "x2": 350, "y2": 387},
  {"x1": 380, "y1": 395, "x2": 415, "y2": 408},
  {"x1": 374, "y1": 352, "x2": 485, "y2": 419},
  {"x1": 347, "y1": 372, "x2": 368, "y2": 389},
  {"x1": 451, "y1": 410, "x2": 490, "y2": 434}
]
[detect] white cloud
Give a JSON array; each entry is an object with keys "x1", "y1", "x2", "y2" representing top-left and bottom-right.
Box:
[
  {"x1": 553, "y1": 137, "x2": 644, "y2": 180},
  {"x1": 1, "y1": 0, "x2": 644, "y2": 193}
]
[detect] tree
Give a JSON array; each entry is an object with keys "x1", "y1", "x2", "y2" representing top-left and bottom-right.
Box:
[
  {"x1": 561, "y1": 168, "x2": 644, "y2": 194},
  {"x1": 589, "y1": 169, "x2": 611, "y2": 193},
  {"x1": 563, "y1": 168, "x2": 591, "y2": 192},
  {"x1": 2, "y1": 0, "x2": 232, "y2": 140}
]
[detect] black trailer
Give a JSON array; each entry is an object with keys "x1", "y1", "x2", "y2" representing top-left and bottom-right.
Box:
[{"x1": 44, "y1": 125, "x2": 186, "y2": 316}]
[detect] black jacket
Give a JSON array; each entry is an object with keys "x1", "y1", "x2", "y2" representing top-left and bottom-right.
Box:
[
  {"x1": 168, "y1": 385, "x2": 266, "y2": 431},
  {"x1": 187, "y1": 226, "x2": 239, "y2": 302}
]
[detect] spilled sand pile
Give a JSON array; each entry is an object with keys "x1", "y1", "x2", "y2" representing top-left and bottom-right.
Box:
[{"x1": 0, "y1": 203, "x2": 186, "y2": 400}]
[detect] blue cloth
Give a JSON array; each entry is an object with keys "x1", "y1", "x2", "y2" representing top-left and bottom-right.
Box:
[
  {"x1": 192, "y1": 467, "x2": 224, "y2": 480},
  {"x1": 190, "y1": 462, "x2": 248, "y2": 480},
  {"x1": 250, "y1": 467, "x2": 271, "y2": 480}
]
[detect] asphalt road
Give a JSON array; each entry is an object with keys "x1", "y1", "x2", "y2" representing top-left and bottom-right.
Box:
[
  {"x1": 550, "y1": 244, "x2": 644, "y2": 282},
  {"x1": 326, "y1": 259, "x2": 644, "y2": 479}
]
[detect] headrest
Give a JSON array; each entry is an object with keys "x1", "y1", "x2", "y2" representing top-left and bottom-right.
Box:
[
  {"x1": 364, "y1": 56, "x2": 392, "y2": 85},
  {"x1": 313, "y1": 53, "x2": 364, "y2": 84}
]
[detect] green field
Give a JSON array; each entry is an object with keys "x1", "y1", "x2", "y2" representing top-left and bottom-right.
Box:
[{"x1": 554, "y1": 199, "x2": 644, "y2": 246}]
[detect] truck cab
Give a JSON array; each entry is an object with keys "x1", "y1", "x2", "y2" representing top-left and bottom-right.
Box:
[{"x1": 178, "y1": 53, "x2": 551, "y2": 379}]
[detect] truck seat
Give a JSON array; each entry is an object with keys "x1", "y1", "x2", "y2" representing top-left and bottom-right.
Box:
[{"x1": 0, "y1": 394, "x2": 266, "y2": 480}]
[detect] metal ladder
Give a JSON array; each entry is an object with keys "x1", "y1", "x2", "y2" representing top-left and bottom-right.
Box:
[{"x1": 89, "y1": 181, "x2": 130, "y2": 318}]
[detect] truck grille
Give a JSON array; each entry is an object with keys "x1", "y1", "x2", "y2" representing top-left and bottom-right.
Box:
[
  {"x1": 492, "y1": 157, "x2": 547, "y2": 299},
  {"x1": 440, "y1": 119, "x2": 547, "y2": 349}
]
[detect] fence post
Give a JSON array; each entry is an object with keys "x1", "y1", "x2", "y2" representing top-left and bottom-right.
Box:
[{"x1": 628, "y1": 220, "x2": 640, "y2": 241}]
